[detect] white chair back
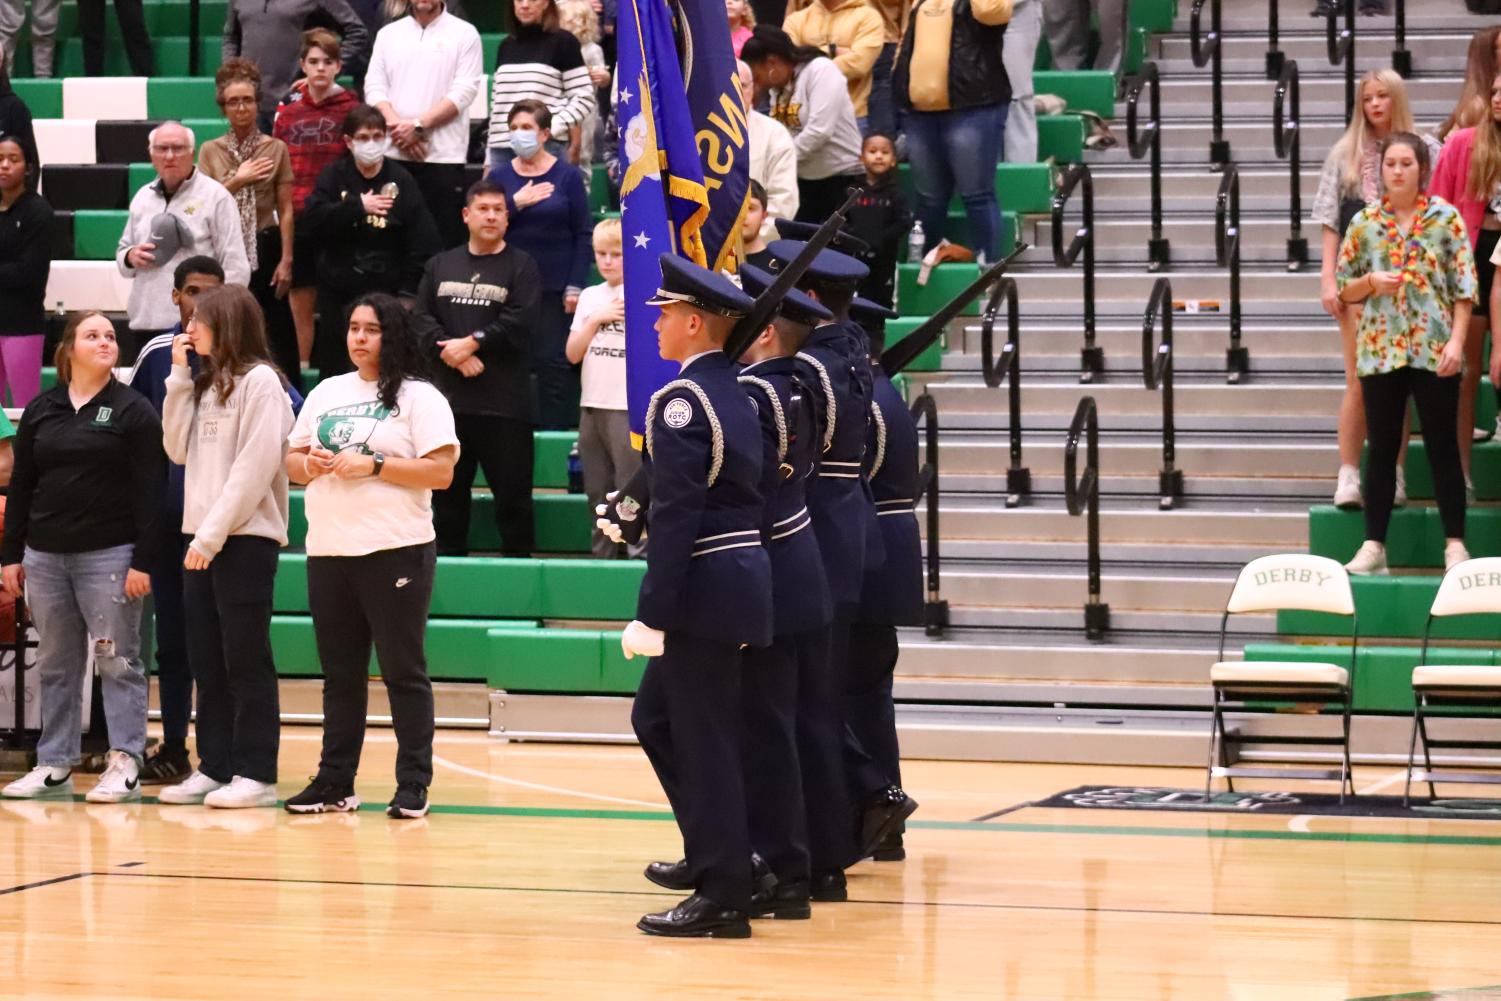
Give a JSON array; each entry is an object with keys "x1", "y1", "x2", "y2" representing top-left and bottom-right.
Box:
[
  {"x1": 1225, "y1": 554, "x2": 1354, "y2": 616},
  {"x1": 1430, "y1": 558, "x2": 1501, "y2": 618}
]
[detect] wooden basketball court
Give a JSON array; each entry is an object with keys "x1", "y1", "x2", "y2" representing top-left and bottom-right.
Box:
[{"x1": 4, "y1": 729, "x2": 1500, "y2": 1000}]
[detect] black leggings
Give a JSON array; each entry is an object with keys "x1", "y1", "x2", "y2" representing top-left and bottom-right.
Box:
[{"x1": 1360, "y1": 366, "x2": 1465, "y2": 543}]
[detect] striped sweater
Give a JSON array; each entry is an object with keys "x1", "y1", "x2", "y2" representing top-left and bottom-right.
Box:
[{"x1": 486, "y1": 24, "x2": 596, "y2": 150}]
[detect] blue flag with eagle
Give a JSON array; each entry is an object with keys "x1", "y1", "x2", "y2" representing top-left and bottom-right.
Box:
[{"x1": 617, "y1": 0, "x2": 750, "y2": 439}]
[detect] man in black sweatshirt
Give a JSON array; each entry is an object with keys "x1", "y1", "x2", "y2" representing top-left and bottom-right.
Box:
[{"x1": 415, "y1": 178, "x2": 542, "y2": 557}]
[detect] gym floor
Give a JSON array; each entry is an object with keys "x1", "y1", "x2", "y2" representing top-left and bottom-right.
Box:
[{"x1": 3, "y1": 730, "x2": 1500, "y2": 1000}]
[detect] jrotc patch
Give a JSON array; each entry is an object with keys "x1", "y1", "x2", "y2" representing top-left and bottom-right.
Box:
[{"x1": 663, "y1": 398, "x2": 693, "y2": 428}]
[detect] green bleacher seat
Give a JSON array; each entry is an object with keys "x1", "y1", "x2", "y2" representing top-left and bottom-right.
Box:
[
  {"x1": 487, "y1": 626, "x2": 644, "y2": 693},
  {"x1": 273, "y1": 614, "x2": 537, "y2": 681},
  {"x1": 539, "y1": 559, "x2": 644, "y2": 619},
  {"x1": 46, "y1": 0, "x2": 230, "y2": 38},
  {"x1": 1275, "y1": 574, "x2": 1501, "y2": 641},
  {"x1": 11, "y1": 79, "x2": 61, "y2": 118},
  {"x1": 147, "y1": 78, "x2": 221, "y2": 120},
  {"x1": 897, "y1": 263, "x2": 980, "y2": 317},
  {"x1": 47, "y1": 36, "x2": 221, "y2": 78},
  {"x1": 1363, "y1": 440, "x2": 1501, "y2": 502},
  {"x1": 1244, "y1": 642, "x2": 1498, "y2": 714},
  {"x1": 128, "y1": 162, "x2": 157, "y2": 194},
  {"x1": 1037, "y1": 115, "x2": 1086, "y2": 164},
  {"x1": 531, "y1": 430, "x2": 577, "y2": 490},
  {"x1": 287, "y1": 490, "x2": 592, "y2": 553},
  {"x1": 1033, "y1": 71, "x2": 1116, "y2": 117},
  {"x1": 883, "y1": 317, "x2": 943, "y2": 371},
  {"x1": 1309, "y1": 505, "x2": 1501, "y2": 569},
  {"x1": 72, "y1": 209, "x2": 126, "y2": 260},
  {"x1": 896, "y1": 162, "x2": 1053, "y2": 216}
]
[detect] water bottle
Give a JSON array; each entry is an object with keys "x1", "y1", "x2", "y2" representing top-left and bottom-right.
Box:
[
  {"x1": 907, "y1": 221, "x2": 925, "y2": 263},
  {"x1": 567, "y1": 441, "x2": 584, "y2": 494}
]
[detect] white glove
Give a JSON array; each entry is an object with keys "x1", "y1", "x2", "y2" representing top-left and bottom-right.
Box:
[{"x1": 621, "y1": 619, "x2": 665, "y2": 660}]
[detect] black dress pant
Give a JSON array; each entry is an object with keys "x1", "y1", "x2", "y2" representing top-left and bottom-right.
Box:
[
  {"x1": 1360, "y1": 365, "x2": 1466, "y2": 543},
  {"x1": 631, "y1": 632, "x2": 753, "y2": 910},
  {"x1": 533, "y1": 293, "x2": 580, "y2": 430},
  {"x1": 402, "y1": 161, "x2": 467, "y2": 250},
  {"x1": 796, "y1": 622, "x2": 858, "y2": 873},
  {"x1": 79, "y1": 0, "x2": 153, "y2": 75},
  {"x1": 844, "y1": 622, "x2": 901, "y2": 803},
  {"x1": 182, "y1": 535, "x2": 281, "y2": 784},
  {"x1": 254, "y1": 228, "x2": 301, "y2": 392},
  {"x1": 796, "y1": 173, "x2": 863, "y2": 226},
  {"x1": 433, "y1": 412, "x2": 534, "y2": 556},
  {"x1": 308, "y1": 542, "x2": 437, "y2": 788},
  {"x1": 147, "y1": 530, "x2": 191, "y2": 745},
  {"x1": 742, "y1": 636, "x2": 810, "y2": 883}
]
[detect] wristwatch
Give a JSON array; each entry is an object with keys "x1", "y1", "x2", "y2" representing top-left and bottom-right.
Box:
[
  {"x1": 470, "y1": 329, "x2": 487, "y2": 347},
  {"x1": 371, "y1": 451, "x2": 386, "y2": 478},
  {"x1": 412, "y1": 120, "x2": 427, "y2": 138}
]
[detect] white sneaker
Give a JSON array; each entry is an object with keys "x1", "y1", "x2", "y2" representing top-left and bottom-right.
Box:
[
  {"x1": 204, "y1": 776, "x2": 278, "y2": 809},
  {"x1": 1445, "y1": 541, "x2": 1471, "y2": 571},
  {"x1": 1393, "y1": 466, "x2": 1407, "y2": 508},
  {"x1": 1334, "y1": 465, "x2": 1363, "y2": 509},
  {"x1": 2, "y1": 765, "x2": 73, "y2": 799},
  {"x1": 86, "y1": 751, "x2": 141, "y2": 804},
  {"x1": 157, "y1": 770, "x2": 227, "y2": 805},
  {"x1": 1345, "y1": 540, "x2": 1389, "y2": 576}
]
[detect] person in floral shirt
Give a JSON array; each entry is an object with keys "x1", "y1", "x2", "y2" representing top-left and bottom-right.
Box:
[{"x1": 1336, "y1": 132, "x2": 1478, "y2": 576}]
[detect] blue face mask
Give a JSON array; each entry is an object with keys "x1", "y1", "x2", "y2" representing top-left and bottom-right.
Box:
[{"x1": 510, "y1": 129, "x2": 542, "y2": 158}]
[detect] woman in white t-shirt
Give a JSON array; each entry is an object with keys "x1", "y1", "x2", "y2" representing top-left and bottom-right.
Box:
[
  {"x1": 283, "y1": 293, "x2": 459, "y2": 820},
  {"x1": 565, "y1": 218, "x2": 641, "y2": 558}
]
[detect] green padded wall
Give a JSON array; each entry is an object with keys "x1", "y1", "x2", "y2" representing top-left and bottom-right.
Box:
[
  {"x1": 1244, "y1": 642, "x2": 1496, "y2": 713},
  {"x1": 147, "y1": 78, "x2": 221, "y2": 120},
  {"x1": 1309, "y1": 506, "x2": 1501, "y2": 568},
  {"x1": 1038, "y1": 115, "x2": 1086, "y2": 163},
  {"x1": 72, "y1": 210, "x2": 126, "y2": 260},
  {"x1": 883, "y1": 318, "x2": 943, "y2": 371},
  {"x1": 897, "y1": 263, "x2": 979, "y2": 317},
  {"x1": 287, "y1": 490, "x2": 592, "y2": 553},
  {"x1": 1277, "y1": 574, "x2": 1501, "y2": 640}
]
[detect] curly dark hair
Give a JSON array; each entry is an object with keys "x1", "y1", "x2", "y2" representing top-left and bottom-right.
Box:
[
  {"x1": 346, "y1": 293, "x2": 430, "y2": 414},
  {"x1": 216, "y1": 56, "x2": 262, "y2": 107}
]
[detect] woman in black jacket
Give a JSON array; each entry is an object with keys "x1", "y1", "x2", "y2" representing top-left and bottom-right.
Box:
[
  {"x1": 0, "y1": 132, "x2": 50, "y2": 406},
  {"x1": 302, "y1": 104, "x2": 441, "y2": 380}
]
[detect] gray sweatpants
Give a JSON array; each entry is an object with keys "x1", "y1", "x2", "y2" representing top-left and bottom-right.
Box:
[
  {"x1": 0, "y1": 0, "x2": 59, "y2": 76},
  {"x1": 579, "y1": 406, "x2": 645, "y2": 559},
  {"x1": 1043, "y1": 0, "x2": 1128, "y2": 76},
  {"x1": 1003, "y1": 0, "x2": 1042, "y2": 164}
]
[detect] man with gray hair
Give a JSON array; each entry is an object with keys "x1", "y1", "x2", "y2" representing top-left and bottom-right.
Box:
[{"x1": 116, "y1": 122, "x2": 250, "y2": 344}]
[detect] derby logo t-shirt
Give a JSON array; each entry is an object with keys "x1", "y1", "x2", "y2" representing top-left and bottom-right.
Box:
[{"x1": 288, "y1": 373, "x2": 459, "y2": 557}]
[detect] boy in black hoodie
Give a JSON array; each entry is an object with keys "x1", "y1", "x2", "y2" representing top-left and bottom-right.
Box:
[{"x1": 844, "y1": 132, "x2": 912, "y2": 313}]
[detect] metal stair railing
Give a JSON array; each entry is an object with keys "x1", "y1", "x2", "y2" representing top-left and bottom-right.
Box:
[
  {"x1": 980, "y1": 276, "x2": 1030, "y2": 508},
  {"x1": 1142, "y1": 278, "x2": 1186, "y2": 511},
  {"x1": 1266, "y1": 0, "x2": 1284, "y2": 79},
  {"x1": 0, "y1": 600, "x2": 35, "y2": 756},
  {"x1": 1273, "y1": 59, "x2": 1310, "y2": 272},
  {"x1": 1051, "y1": 163, "x2": 1103, "y2": 383},
  {"x1": 1216, "y1": 163, "x2": 1250, "y2": 383},
  {"x1": 910, "y1": 393, "x2": 949, "y2": 637},
  {"x1": 1064, "y1": 397, "x2": 1109, "y2": 641},
  {"x1": 1126, "y1": 61, "x2": 1171, "y2": 273},
  {"x1": 1326, "y1": 0, "x2": 1356, "y2": 124},
  {"x1": 1392, "y1": 0, "x2": 1410, "y2": 77},
  {"x1": 1190, "y1": 0, "x2": 1230, "y2": 165}
]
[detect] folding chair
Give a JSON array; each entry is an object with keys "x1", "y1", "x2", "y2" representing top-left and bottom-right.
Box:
[
  {"x1": 1404, "y1": 557, "x2": 1501, "y2": 805},
  {"x1": 1206, "y1": 554, "x2": 1358, "y2": 803}
]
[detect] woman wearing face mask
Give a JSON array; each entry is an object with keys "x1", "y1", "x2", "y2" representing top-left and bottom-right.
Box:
[
  {"x1": 486, "y1": 0, "x2": 596, "y2": 170},
  {"x1": 302, "y1": 104, "x2": 442, "y2": 382},
  {"x1": 1337, "y1": 134, "x2": 1478, "y2": 577},
  {"x1": 486, "y1": 100, "x2": 591, "y2": 430}
]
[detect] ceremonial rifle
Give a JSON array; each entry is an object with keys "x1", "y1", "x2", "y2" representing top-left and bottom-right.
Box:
[{"x1": 879, "y1": 243, "x2": 1030, "y2": 375}]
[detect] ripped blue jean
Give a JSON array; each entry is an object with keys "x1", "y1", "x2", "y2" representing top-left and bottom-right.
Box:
[{"x1": 25, "y1": 544, "x2": 148, "y2": 767}]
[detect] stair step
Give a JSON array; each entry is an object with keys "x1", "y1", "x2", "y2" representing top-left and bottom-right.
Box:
[{"x1": 929, "y1": 501, "x2": 1309, "y2": 546}]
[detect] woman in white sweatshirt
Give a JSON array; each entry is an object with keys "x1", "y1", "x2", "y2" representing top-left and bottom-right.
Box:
[{"x1": 158, "y1": 284, "x2": 295, "y2": 809}]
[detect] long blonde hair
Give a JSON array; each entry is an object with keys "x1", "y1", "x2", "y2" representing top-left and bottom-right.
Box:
[
  {"x1": 1440, "y1": 26, "x2": 1501, "y2": 140},
  {"x1": 1334, "y1": 69, "x2": 1417, "y2": 192},
  {"x1": 1466, "y1": 72, "x2": 1501, "y2": 203}
]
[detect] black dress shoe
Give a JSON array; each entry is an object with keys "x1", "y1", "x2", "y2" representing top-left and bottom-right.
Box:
[
  {"x1": 861, "y1": 786, "x2": 919, "y2": 859},
  {"x1": 644, "y1": 854, "x2": 776, "y2": 893},
  {"x1": 750, "y1": 880, "x2": 812, "y2": 920},
  {"x1": 637, "y1": 894, "x2": 752, "y2": 938},
  {"x1": 810, "y1": 869, "x2": 847, "y2": 902},
  {"x1": 872, "y1": 831, "x2": 906, "y2": 862}
]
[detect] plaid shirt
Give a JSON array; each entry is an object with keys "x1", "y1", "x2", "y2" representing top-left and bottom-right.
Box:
[{"x1": 271, "y1": 83, "x2": 361, "y2": 214}]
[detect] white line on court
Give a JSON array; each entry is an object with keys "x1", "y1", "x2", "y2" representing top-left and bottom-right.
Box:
[
  {"x1": 1286, "y1": 770, "x2": 1409, "y2": 832},
  {"x1": 431, "y1": 754, "x2": 669, "y2": 809}
]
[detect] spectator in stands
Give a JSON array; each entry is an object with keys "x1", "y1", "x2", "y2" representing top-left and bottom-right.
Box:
[
  {"x1": 79, "y1": 0, "x2": 153, "y2": 76},
  {"x1": 128, "y1": 256, "x2": 225, "y2": 786},
  {"x1": 1314, "y1": 69, "x2": 1434, "y2": 510},
  {"x1": 845, "y1": 132, "x2": 910, "y2": 310},
  {"x1": 486, "y1": 100, "x2": 591, "y2": 430},
  {"x1": 416, "y1": 179, "x2": 541, "y2": 557},
  {"x1": 285, "y1": 293, "x2": 459, "y2": 820},
  {"x1": 0, "y1": 0, "x2": 57, "y2": 78},
  {"x1": 727, "y1": 0, "x2": 755, "y2": 55},
  {"x1": 158, "y1": 285, "x2": 295, "y2": 809},
  {"x1": 274, "y1": 29, "x2": 362, "y2": 373},
  {"x1": 365, "y1": 0, "x2": 483, "y2": 250},
  {"x1": 566, "y1": 218, "x2": 640, "y2": 558},
  {"x1": 783, "y1": 0, "x2": 883, "y2": 135},
  {"x1": 0, "y1": 50, "x2": 37, "y2": 177},
  {"x1": 1002, "y1": 0, "x2": 1040, "y2": 164},
  {"x1": 301, "y1": 104, "x2": 441, "y2": 381},
  {"x1": 1043, "y1": 0, "x2": 1122, "y2": 77},
  {"x1": 743, "y1": 26, "x2": 864, "y2": 226},
  {"x1": 487, "y1": 0, "x2": 596, "y2": 170},
  {"x1": 782, "y1": 0, "x2": 901, "y2": 137},
  {"x1": 0, "y1": 312, "x2": 164, "y2": 803},
  {"x1": 117, "y1": 123, "x2": 251, "y2": 347},
  {"x1": 1337, "y1": 134, "x2": 1478, "y2": 576},
  {"x1": 893, "y1": 0, "x2": 1011, "y2": 263},
  {"x1": 1438, "y1": 28, "x2": 1501, "y2": 142},
  {"x1": 199, "y1": 59, "x2": 301, "y2": 389},
  {"x1": 0, "y1": 133, "x2": 50, "y2": 407},
  {"x1": 739, "y1": 59, "x2": 799, "y2": 242},
  {"x1": 1312, "y1": 0, "x2": 1389, "y2": 17},
  {"x1": 558, "y1": 0, "x2": 606, "y2": 179},
  {"x1": 1432, "y1": 71, "x2": 1501, "y2": 496},
  {"x1": 742, "y1": 181, "x2": 774, "y2": 268},
  {"x1": 222, "y1": 0, "x2": 370, "y2": 133}
]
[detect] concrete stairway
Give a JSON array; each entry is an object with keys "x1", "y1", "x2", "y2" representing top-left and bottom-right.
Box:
[{"x1": 894, "y1": 2, "x2": 1491, "y2": 765}]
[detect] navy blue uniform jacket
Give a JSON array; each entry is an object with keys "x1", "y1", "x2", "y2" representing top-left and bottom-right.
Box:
[{"x1": 859, "y1": 365, "x2": 924, "y2": 625}]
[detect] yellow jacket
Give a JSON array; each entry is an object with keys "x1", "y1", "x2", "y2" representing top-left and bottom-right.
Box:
[{"x1": 784, "y1": 0, "x2": 886, "y2": 118}]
